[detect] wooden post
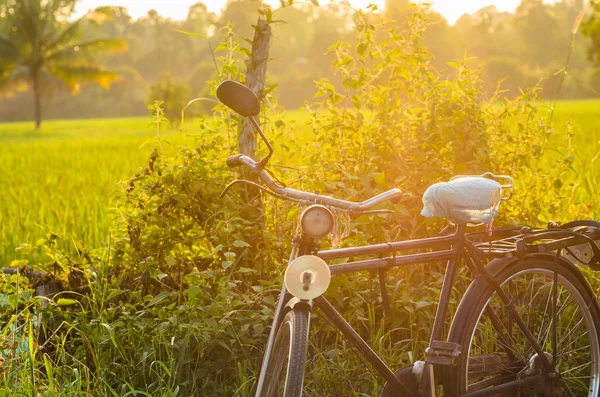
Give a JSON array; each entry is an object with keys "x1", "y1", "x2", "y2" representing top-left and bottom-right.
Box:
[
  {"x1": 238, "y1": 18, "x2": 271, "y2": 259},
  {"x1": 239, "y1": 18, "x2": 272, "y2": 157}
]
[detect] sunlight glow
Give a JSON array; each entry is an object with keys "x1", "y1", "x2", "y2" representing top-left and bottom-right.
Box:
[{"x1": 74, "y1": 0, "x2": 558, "y2": 24}]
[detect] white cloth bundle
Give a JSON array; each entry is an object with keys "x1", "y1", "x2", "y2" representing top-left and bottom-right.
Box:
[{"x1": 421, "y1": 177, "x2": 502, "y2": 225}]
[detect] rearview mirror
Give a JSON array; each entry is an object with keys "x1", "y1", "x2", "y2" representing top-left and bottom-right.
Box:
[{"x1": 216, "y1": 80, "x2": 260, "y2": 117}]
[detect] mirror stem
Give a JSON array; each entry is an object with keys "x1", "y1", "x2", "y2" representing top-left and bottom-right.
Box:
[{"x1": 249, "y1": 116, "x2": 273, "y2": 170}]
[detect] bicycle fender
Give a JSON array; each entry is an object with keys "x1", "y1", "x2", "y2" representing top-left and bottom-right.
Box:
[{"x1": 284, "y1": 297, "x2": 312, "y2": 312}]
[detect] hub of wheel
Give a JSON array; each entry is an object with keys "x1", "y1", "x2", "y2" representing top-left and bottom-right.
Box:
[{"x1": 517, "y1": 352, "x2": 562, "y2": 396}]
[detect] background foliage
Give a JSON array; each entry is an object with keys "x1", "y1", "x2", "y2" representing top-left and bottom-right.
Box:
[
  {"x1": 0, "y1": 0, "x2": 127, "y2": 127},
  {"x1": 1, "y1": 0, "x2": 600, "y2": 122}
]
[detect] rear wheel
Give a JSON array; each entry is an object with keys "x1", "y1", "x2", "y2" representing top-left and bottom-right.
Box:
[
  {"x1": 260, "y1": 307, "x2": 309, "y2": 397},
  {"x1": 447, "y1": 256, "x2": 600, "y2": 396}
]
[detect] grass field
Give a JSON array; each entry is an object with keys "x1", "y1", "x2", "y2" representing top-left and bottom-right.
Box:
[
  {"x1": 542, "y1": 100, "x2": 600, "y2": 220},
  {"x1": 0, "y1": 102, "x2": 599, "y2": 266},
  {"x1": 0, "y1": 117, "x2": 181, "y2": 265}
]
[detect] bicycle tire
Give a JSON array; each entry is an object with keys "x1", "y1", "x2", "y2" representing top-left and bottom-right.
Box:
[
  {"x1": 559, "y1": 219, "x2": 600, "y2": 229},
  {"x1": 445, "y1": 255, "x2": 600, "y2": 395},
  {"x1": 259, "y1": 306, "x2": 309, "y2": 397}
]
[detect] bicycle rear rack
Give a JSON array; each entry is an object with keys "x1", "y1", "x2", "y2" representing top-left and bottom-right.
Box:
[{"x1": 467, "y1": 223, "x2": 600, "y2": 269}]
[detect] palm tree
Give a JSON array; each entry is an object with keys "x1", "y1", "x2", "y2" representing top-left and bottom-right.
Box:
[{"x1": 0, "y1": 0, "x2": 127, "y2": 128}]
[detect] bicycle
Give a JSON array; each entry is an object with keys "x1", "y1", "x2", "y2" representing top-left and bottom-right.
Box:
[{"x1": 220, "y1": 79, "x2": 600, "y2": 397}]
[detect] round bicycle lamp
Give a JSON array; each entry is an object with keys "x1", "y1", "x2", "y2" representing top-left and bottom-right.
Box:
[
  {"x1": 300, "y1": 204, "x2": 334, "y2": 239},
  {"x1": 285, "y1": 255, "x2": 331, "y2": 300}
]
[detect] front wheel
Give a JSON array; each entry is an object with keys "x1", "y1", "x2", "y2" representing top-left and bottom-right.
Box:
[
  {"x1": 259, "y1": 307, "x2": 309, "y2": 397},
  {"x1": 446, "y1": 256, "x2": 600, "y2": 396}
]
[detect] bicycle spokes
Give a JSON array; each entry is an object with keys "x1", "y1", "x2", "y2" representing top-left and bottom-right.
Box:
[{"x1": 468, "y1": 269, "x2": 599, "y2": 395}]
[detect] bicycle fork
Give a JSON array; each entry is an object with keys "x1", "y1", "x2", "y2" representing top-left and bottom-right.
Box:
[{"x1": 254, "y1": 246, "x2": 297, "y2": 396}]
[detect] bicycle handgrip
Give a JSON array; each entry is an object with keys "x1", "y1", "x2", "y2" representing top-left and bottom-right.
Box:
[{"x1": 226, "y1": 154, "x2": 244, "y2": 168}]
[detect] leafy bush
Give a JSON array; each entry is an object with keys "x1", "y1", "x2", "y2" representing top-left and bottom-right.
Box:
[
  {"x1": 302, "y1": 7, "x2": 572, "y2": 236},
  {"x1": 147, "y1": 73, "x2": 192, "y2": 122}
]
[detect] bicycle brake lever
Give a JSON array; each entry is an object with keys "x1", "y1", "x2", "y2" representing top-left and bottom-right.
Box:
[
  {"x1": 219, "y1": 179, "x2": 265, "y2": 199},
  {"x1": 219, "y1": 180, "x2": 240, "y2": 198},
  {"x1": 220, "y1": 180, "x2": 265, "y2": 199}
]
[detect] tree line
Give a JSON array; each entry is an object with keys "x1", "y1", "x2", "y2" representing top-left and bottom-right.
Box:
[{"x1": 1, "y1": 0, "x2": 599, "y2": 124}]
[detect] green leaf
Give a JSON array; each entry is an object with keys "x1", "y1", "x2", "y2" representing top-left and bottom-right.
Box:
[
  {"x1": 232, "y1": 240, "x2": 250, "y2": 248},
  {"x1": 222, "y1": 261, "x2": 234, "y2": 269},
  {"x1": 188, "y1": 285, "x2": 202, "y2": 301},
  {"x1": 146, "y1": 291, "x2": 171, "y2": 307},
  {"x1": 215, "y1": 43, "x2": 230, "y2": 52},
  {"x1": 57, "y1": 298, "x2": 78, "y2": 306},
  {"x1": 309, "y1": 0, "x2": 320, "y2": 5},
  {"x1": 357, "y1": 42, "x2": 368, "y2": 57},
  {"x1": 553, "y1": 179, "x2": 563, "y2": 189},
  {"x1": 101, "y1": 323, "x2": 118, "y2": 348},
  {"x1": 9, "y1": 259, "x2": 28, "y2": 268},
  {"x1": 253, "y1": 323, "x2": 265, "y2": 334},
  {"x1": 171, "y1": 28, "x2": 207, "y2": 39},
  {"x1": 212, "y1": 244, "x2": 224, "y2": 255},
  {"x1": 107, "y1": 289, "x2": 126, "y2": 301},
  {"x1": 264, "y1": 83, "x2": 279, "y2": 96},
  {"x1": 216, "y1": 340, "x2": 233, "y2": 353},
  {"x1": 415, "y1": 300, "x2": 432, "y2": 310}
]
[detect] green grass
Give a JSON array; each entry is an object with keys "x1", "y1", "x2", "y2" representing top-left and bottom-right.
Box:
[
  {"x1": 0, "y1": 117, "x2": 183, "y2": 265},
  {"x1": 545, "y1": 100, "x2": 600, "y2": 220},
  {"x1": 0, "y1": 102, "x2": 599, "y2": 266}
]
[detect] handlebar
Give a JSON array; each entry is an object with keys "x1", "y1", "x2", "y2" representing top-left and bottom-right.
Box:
[
  {"x1": 226, "y1": 154, "x2": 244, "y2": 168},
  {"x1": 225, "y1": 155, "x2": 403, "y2": 211}
]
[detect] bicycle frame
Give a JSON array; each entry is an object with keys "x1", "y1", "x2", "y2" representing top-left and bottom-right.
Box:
[
  {"x1": 216, "y1": 80, "x2": 600, "y2": 397},
  {"x1": 255, "y1": 223, "x2": 469, "y2": 396},
  {"x1": 254, "y1": 219, "x2": 600, "y2": 396}
]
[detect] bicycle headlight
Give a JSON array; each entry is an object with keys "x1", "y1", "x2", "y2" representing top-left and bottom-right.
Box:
[{"x1": 300, "y1": 205, "x2": 334, "y2": 239}]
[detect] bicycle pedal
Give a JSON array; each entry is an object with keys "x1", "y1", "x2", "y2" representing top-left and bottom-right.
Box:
[{"x1": 425, "y1": 341, "x2": 461, "y2": 366}]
